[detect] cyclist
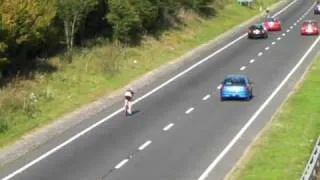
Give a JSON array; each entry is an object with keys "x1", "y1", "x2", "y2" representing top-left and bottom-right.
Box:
[{"x1": 124, "y1": 88, "x2": 134, "y2": 115}]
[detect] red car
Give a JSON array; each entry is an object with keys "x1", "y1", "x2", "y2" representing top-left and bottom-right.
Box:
[
  {"x1": 263, "y1": 17, "x2": 282, "y2": 31},
  {"x1": 300, "y1": 20, "x2": 319, "y2": 35}
]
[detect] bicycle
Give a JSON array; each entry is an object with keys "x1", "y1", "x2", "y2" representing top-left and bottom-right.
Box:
[{"x1": 125, "y1": 103, "x2": 129, "y2": 116}]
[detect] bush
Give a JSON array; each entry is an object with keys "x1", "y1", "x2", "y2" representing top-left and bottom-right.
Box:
[
  {"x1": 0, "y1": 118, "x2": 9, "y2": 133},
  {"x1": 94, "y1": 43, "x2": 122, "y2": 75}
]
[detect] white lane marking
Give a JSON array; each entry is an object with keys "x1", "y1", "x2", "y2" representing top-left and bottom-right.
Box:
[
  {"x1": 202, "y1": 94, "x2": 211, "y2": 101},
  {"x1": 277, "y1": 37, "x2": 282, "y2": 40},
  {"x1": 240, "y1": 66, "x2": 246, "y2": 71},
  {"x1": 282, "y1": 33, "x2": 286, "y2": 36},
  {"x1": 249, "y1": 59, "x2": 255, "y2": 63},
  {"x1": 0, "y1": 0, "x2": 301, "y2": 179},
  {"x1": 258, "y1": 52, "x2": 263, "y2": 56},
  {"x1": 287, "y1": 29, "x2": 290, "y2": 32},
  {"x1": 185, "y1": 107, "x2": 194, "y2": 114},
  {"x1": 138, "y1": 140, "x2": 152, "y2": 150},
  {"x1": 294, "y1": 23, "x2": 297, "y2": 26},
  {"x1": 290, "y1": 26, "x2": 293, "y2": 29},
  {"x1": 265, "y1": 46, "x2": 270, "y2": 51},
  {"x1": 115, "y1": 159, "x2": 129, "y2": 169},
  {"x1": 272, "y1": 41, "x2": 276, "y2": 45},
  {"x1": 163, "y1": 123, "x2": 175, "y2": 131},
  {"x1": 197, "y1": 36, "x2": 320, "y2": 180},
  {"x1": 217, "y1": 84, "x2": 222, "y2": 90}
]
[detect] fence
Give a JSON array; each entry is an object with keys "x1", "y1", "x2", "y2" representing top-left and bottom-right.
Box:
[{"x1": 301, "y1": 136, "x2": 320, "y2": 180}]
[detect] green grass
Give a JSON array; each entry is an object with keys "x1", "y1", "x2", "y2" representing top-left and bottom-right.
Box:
[
  {"x1": 226, "y1": 56, "x2": 320, "y2": 180},
  {"x1": 0, "y1": 0, "x2": 279, "y2": 147}
]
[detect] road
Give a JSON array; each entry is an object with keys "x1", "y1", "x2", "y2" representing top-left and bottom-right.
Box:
[{"x1": 1, "y1": 0, "x2": 320, "y2": 180}]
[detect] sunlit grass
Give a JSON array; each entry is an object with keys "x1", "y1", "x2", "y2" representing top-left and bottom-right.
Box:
[{"x1": 227, "y1": 56, "x2": 320, "y2": 180}]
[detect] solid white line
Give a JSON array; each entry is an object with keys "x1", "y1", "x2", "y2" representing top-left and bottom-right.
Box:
[
  {"x1": 272, "y1": 41, "x2": 276, "y2": 45},
  {"x1": 115, "y1": 159, "x2": 129, "y2": 169},
  {"x1": 202, "y1": 94, "x2": 211, "y2": 101},
  {"x1": 277, "y1": 37, "x2": 282, "y2": 40},
  {"x1": 197, "y1": 36, "x2": 320, "y2": 180},
  {"x1": 258, "y1": 52, "x2": 263, "y2": 56},
  {"x1": 217, "y1": 84, "x2": 222, "y2": 90},
  {"x1": 240, "y1": 66, "x2": 246, "y2": 71},
  {"x1": 185, "y1": 107, "x2": 194, "y2": 114},
  {"x1": 0, "y1": 0, "x2": 300, "y2": 179},
  {"x1": 163, "y1": 123, "x2": 175, "y2": 131},
  {"x1": 138, "y1": 140, "x2": 152, "y2": 150},
  {"x1": 265, "y1": 46, "x2": 270, "y2": 51},
  {"x1": 249, "y1": 59, "x2": 255, "y2": 63}
]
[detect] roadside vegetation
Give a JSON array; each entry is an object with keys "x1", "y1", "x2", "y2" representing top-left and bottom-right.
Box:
[
  {"x1": 0, "y1": 0, "x2": 278, "y2": 147},
  {"x1": 227, "y1": 55, "x2": 320, "y2": 180}
]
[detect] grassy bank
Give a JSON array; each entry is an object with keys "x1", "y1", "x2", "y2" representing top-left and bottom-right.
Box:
[
  {"x1": 227, "y1": 55, "x2": 320, "y2": 180},
  {"x1": 0, "y1": 0, "x2": 279, "y2": 147}
]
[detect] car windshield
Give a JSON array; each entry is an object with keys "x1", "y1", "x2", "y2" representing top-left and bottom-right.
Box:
[
  {"x1": 250, "y1": 25, "x2": 263, "y2": 30},
  {"x1": 266, "y1": 18, "x2": 276, "y2": 22},
  {"x1": 224, "y1": 77, "x2": 247, "y2": 86},
  {"x1": 303, "y1": 21, "x2": 317, "y2": 26}
]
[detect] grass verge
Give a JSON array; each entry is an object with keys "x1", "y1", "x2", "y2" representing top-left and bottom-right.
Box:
[
  {"x1": 0, "y1": 0, "x2": 279, "y2": 147},
  {"x1": 226, "y1": 55, "x2": 320, "y2": 180}
]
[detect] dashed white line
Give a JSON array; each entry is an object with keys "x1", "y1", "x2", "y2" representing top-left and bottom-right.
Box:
[
  {"x1": 258, "y1": 52, "x2": 263, "y2": 56},
  {"x1": 0, "y1": 0, "x2": 302, "y2": 179},
  {"x1": 138, "y1": 140, "x2": 152, "y2": 150},
  {"x1": 282, "y1": 33, "x2": 286, "y2": 36},
  {"x1": 272, "y1": 41, "x2": 276, "y2": 45},
  {"x1": 286, "y1": 29, "x2": 290, "y2": 32},
  {"x1": 240, "y1": 66, "x2": 246, "y2": 71},
  {"x1": 163, "y1": 123, "x2": 174, "y2": 131},
  {"x1": 202, "y1": 94, "x2": 211, "y2": 101},
  {"x1": 290, "y1": 26, "x2": 293, "y2": 29},
  {"x1": 294, "y1": 23, "x2": 297, "y2": 26},
  {"x1": 249, "y1": 59, "x2": 255, "y2": 63},
  {"x1": 217, "y1": 84, "x2": 222, "y2": 90},
  {"x1": 197, "y1": 33, "x2": 320, "y2": 180},
  {"x1": 185, "y1": 107, "x2": 194, "y2": 114},
  {"x1": 265, "y1": 46, "x2": 270, "y2": 51},
  {"x1": 115, "y1": 159, "x2": 129, "y2": 169},
  {"x1": 277, "y1": 37, "x2": 282, "y2": 40}
]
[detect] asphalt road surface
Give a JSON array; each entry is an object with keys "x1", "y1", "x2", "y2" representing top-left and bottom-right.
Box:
[{"x1": 1, "y1": 0, "x2": 320, "y2": 180}]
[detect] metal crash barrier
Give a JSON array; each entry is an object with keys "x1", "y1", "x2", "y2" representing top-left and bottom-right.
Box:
[{"x1": 301, "y1": 136, "x2": 320, "y2": 180}]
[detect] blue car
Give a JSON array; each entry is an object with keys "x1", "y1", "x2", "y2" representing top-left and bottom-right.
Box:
[{"x1": 220, "y1": 74, "x2": 253, "y2": 101}]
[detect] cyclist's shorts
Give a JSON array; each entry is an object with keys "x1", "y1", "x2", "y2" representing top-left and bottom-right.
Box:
[{"x1": 125, "y1": 96, "x2": 132, "y2": 101}]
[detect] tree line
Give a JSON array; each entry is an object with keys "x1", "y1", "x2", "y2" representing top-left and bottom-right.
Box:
[{"x1": 0, "y1": 0, "x2": 227, "y2": 76}]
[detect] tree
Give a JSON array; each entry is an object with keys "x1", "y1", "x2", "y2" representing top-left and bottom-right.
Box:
[
  {"x1": 131, "y1": 0, "x2": 158, "y2": 31},
  {"x1": 0, "y1": 19, "x2": 8, "y2": 66},
  {"x1": 106, "y1": 0, "x2": 141, "y2": 41},
  {"x1": 57, "y1": 0, "x2": 97, "y2": 50},
  {"x1": 0, "y1": 0, "x2": 57, "y2": 58}
]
